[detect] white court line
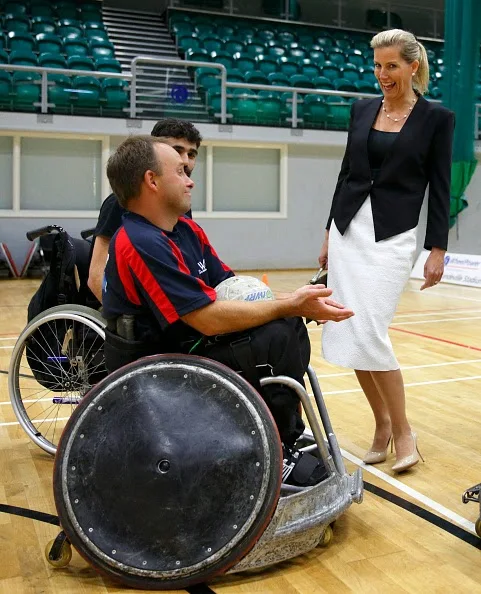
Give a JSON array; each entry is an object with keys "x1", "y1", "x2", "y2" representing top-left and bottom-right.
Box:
[
  {"x1": 341, "y1": 447, "x2": 476, "y2": 535},
  {"x1": 394, "y1": 309, "x2": 481, "y2": 318},
  {"x1": 320, "y1": 374, "x2": 481, "y2": 395},
  {"x1": 408, "y1": 289, "x2": 481, "y2": 303},
  {"x1": 391, "y1": 316, "x2": 481, "y2": 326},
  {"x1": 0, "y1": 416, "x2": 70, "y2": 427},
  {"x1": 0, "y1": 345, "x2": 13, "y2": 350},
  {"x1": 315, "y1": 358, "x2": 481, "y2": 379},
  {"x1": 0, "y1": 337, "x2": 17, "y2": 341}
]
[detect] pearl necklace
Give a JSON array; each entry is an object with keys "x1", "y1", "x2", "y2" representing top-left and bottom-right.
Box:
[{"x1": 382, "y1": 98, "x2": 416, "y2": 122}]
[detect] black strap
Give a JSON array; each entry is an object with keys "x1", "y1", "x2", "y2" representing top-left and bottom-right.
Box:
[{"x1": 229, "y1": 334, "x2": 262, "y2": 392}]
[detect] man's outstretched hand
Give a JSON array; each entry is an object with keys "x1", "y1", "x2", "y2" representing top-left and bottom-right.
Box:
[{"x1": 292, "y1": 284, "x2": 354, "y2": 322}]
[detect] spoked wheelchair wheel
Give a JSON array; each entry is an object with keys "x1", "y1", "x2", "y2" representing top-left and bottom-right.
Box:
[
  {"x1": 53, "y1": 354, "x2": 282, "y2": 590},
  {"x1": 8, "y1": 304, "x2": 106, "y2": 455}
]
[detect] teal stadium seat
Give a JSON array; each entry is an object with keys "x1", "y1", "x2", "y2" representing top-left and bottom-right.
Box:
[
  {"x1": 67, "y1": 55, "x2": 94, "y2": 71},
  {"x1": 267, "y1": 72, "x2": 289, "y2": 86},
  {"x1": 322, "y1": 61, "x2": 341, "y2": 81},
  {"x1": 39, "y1": 52, "x2": 66, "y2": 69},
  {"x1": 288, "y1": 47, "x2": 306, "y2": 60},
  {"x1": 195, "y1": 66, "x2": 221, "y2": 93},
  {"x1": 195, "y1": 23, "x2": 215, "y2": 36},
  {"x1": 4, "y1": 1, "x2": 27, "y2": 15},
  {"x1": 79, "y1": 3, "x2": 103, "y2": 22},
  {"x1": 64, "y1": 38, "x2": 89, "y2": 57},
  {"x1": 245, "y1": 42, "x2": 265, "y2": 57},
  {"x1": 341, "y1": 63, "x2": 361, "y2": 83},
  {"x1": 290, "y1": 74, "x2": 315, "y2": 89},
  {"x1": 47, "y1": 72, "x2": 73, "y2": 112},
  {"x1": 268, "y1": 45, "x2": 286, "y2": 58},
  {"x1": 202, "y1": 35, "x2": 223, "y2": 53},
  {"x1": 279, "y1": 58, "x2": 299, "y2": 77},
  {"x1": 95, "y1": 58, "x2": 122, "y2": 73},
  {"x1": 178, "y1": 35, "x2": 200, "y2": 52},
  {"x1": 313, "y1": 76, "x2": 335, "y2": 90},
  {"x1": 256, "y1": 55, "x2": 278, "y2": 75},
  {"x1": 334, "y1": 78, "x2": 357, "y2": 92},
  {"x1": 304, "y1": 94, "x2": 328, "y2": 127},
  {"x1": 72, "y1": 75, "x2": 101, "y2": 109},
  {"x1": 355, "y1": 80, "x2": 377, "y2": 94},
  {"x1": 345, "y1": 49, "x2": 364, "y2": 67},
  {"x1": 210, "y1": 51, "x2": 233, "y2": 70},
  {"x1": 12, "y1": 71, "x2": 41, "y2": 111},
  {"x1": 4, "y1": 15, "x2": 30, "y2": 33},
  {"x1": 217, "y1": 25, "x2": 235, "y2": 39},
  {"x1": 58, "y1": 19, "x2": 83, "y2": 38},
  {"x1": 334, "y1": 38, "x2": 351, "y2": 51},
  {"x1": 234, "y1": 53, "x2": 256, "y2": 72},
  {"x1": 90, "y1": 41, "x2": 116, "y2": 60},
  {"x1": 300, "y1": 59, "x2": 321, "y2": 79},
  {"x1": 7, "y1": 32, "x2": 35, "y2": 53},
  {"x1": 185, "y1": 48, "x2": 209, "y2": 62},
  {"x1": 309, "y1": 48, "x2": 326, "y2": 64},
  {"x1": 55, "y1": 1, "x2": 80, "y2": 20},
  {"x1": 226, "y1": 68, "x2": 244, "y2": 83},
  {"x1": 85, "y1": 28, "x2": 109, "y2": 42},
  {"x1": 102, "y1": 78, "x2": 129, "y2": 113},
  {"x1": 258, "y1": 29, "x2": 276, "y2": 43},
  {"x1": 31, "y1": 2, "x2": 55, "y2": 18},
  {"x1": 316, "y1": 36, "x2": 333, "y2": 50},
  {"x1": 0, "y1": 36, "x2": 6, "y2": 51},
  {"x1": 224, "y1": 40, "x2": 244, "y2": 55},
  {"x1": 328, "y1": 48, "x2": 346, "y2": 66},
  {"x1": 231, "y1": 88, "x2": 258, "y2": 124},
  {"x1": 257, "y1": 90, "x2": 282, "y2": 125},
  {"x1": 278, "y1": 31, "x2": 296, "y2": 45},
  {"x1": 36, "y1": 33, "x2": 62, "y2": 54},
  {"x1": 83, "y1": 21, "x2": 106, "y2": 32},
  {"x1": 326, "y1": 95, "x2": 351, "y2": 128},
  {"x1": 206, "y1": 88, "x2": 232, "y2": 120},
  {"x1": 0, "y1": 50, "x2": 8, "y2": 64},
  {"x1": 0, "y1": 71, "x2": 12, "y2": 109},
  {"x1": 31, "y1": 17, "x2": 56, "y2": 35},
  {"x1": 244, "y1": 70, "x2": 269, "y2": 85},
  {"x1": 9, "y1": 50, "x2": 37, "y2": 67}
]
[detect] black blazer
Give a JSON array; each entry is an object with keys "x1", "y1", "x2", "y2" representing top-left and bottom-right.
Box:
[{"x1": 327, "y1": 95, "x2": 455, "y2": 250}]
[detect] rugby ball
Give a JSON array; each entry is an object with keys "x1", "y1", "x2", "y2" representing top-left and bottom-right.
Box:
[{"x1": 215, "y1": 275, "x2": 275, "y2": 302}]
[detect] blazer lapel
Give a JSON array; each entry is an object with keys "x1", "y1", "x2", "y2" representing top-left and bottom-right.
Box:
[{"x1": 359, "y1": 97, "x2": 383, "y2": 177}]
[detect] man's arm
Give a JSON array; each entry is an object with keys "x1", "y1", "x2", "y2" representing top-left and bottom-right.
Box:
[
  {"x1": 87, "y1": 235, "x2": 110, "y2": 302},
  {"x1": 182, "y1": 284, "x2": 354, "y2": 336}
]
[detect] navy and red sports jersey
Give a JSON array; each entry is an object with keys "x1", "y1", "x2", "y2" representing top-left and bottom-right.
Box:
[{"x1": 102, "y1": 212, "x2": 234, "y2": 348}]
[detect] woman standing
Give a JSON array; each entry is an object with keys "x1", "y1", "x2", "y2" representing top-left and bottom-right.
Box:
[{"x1": 319, "y1": 29, "x2": 455, "y2": 473}]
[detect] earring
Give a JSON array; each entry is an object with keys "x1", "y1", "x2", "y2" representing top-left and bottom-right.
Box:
[{"x1": 412, "y1": 72, "x2": 415, "y2": 76}]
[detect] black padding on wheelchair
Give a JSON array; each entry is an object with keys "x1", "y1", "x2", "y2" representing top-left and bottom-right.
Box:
[{"x1": 54, "y1": 354, "x2": 282, "y2": 590}]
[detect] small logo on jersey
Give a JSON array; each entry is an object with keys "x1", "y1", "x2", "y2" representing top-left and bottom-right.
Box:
[{"x1": 198, "y1": 260, "x2": 207, "y2": 275}]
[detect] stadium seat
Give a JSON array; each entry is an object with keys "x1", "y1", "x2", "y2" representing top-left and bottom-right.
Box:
[
  {"x1": 217, "y1": 25, "x2": 235, "y2": 39},
  {"x1": 300, "y1": 59, "x2": 321, "y2": 79},
  {"x1": 328, "y1": 48, "x2": 346, "y2": 66},
  {"x1": 64, "y1": 38, "x2": 90, "y2": 57},
  {"x1": 0, "y1": 71, "x2": 12, "y2": 109},
  {"x1": 267, "y1": 72, "x2": 289, "y2": 86},
  {"x1": 95, "y1": 58, "x2": 122, "y2": 73},
  {"x1": 38, "y1": 52, "x2": 66, "y2": 69},
  {"x1": 31, "y1": 16, "x2": 56, "y2": 35},
  {"x1": 304, "y1": 94, "x2": 328, "y2": 126},
  {"x1": 4, "y1": 1, "x2": 27, "y2": 16},
  {"x1": 334, "y1": 78, "x2": 357, "y2": 92},
  {"x1": 326, "y1": 95, "x2": 351, "y2": 128},
  {"x1": 258, "y1": 29, "x2": 276, "y2": 43},
  {"x1": 288, "y1": 47, "x2": 306, "y2": 60},
  {"x1": 195, "y1": 66, "x2": 221, "y2": 92},
  {"x1": 345, "y1": 48, "x2": 364, "y2": 67},
  {"x1": 224, "y1": 40, "x2": 244, "y2": 55},
  {"x1": 9, "y1": 50, "x2": 37, "y2": 67},
  {"x1": 313, "y1": 76, "x2": 335, "y2": 90},
  {"x1": 177, "y1": 35, "x2": 200, "y2": 52},
  {"x1": 257, "y1": 90, "x2": 282, "y2": 124},
  {"x1": 290, "y1": 74, "x2": 315, "y2": 89},
  {"x1": 83, "y1": 21, "x2": 106, "y2": 31},
  {"x1": 316, "y1": 36, "x2": 333, "y2": 50},
  {"x1": 57, "y1": 18, "x2": 83, "y2": 37},
  {"x1": 209, "y1": 50, "x2": 233, "y2": 70},
  {"x1": 31, "y1": 3, "x2": 55, "y2": 18},
  {"x1": 279, "y1": 58, "x2": 299, "y2": 77},
  {"x1": 206, "y1": 88, "x2": 232, "y2": 120},
  {"x1": 56, "y1": 2, "x2": 80, "y2": 20},
  {"x1": 72, "y1": 75, "x2": 101, "y2": 108},
  {"x1": 36, "y1": 33, "x2": 62, "y2": 54},
  {"x1": 4, "y1": 15, "x2": 30, "y2": 33},
  {"x1": 278, "y1": 31, "x2": 296, "y2": 44},
  {"x1": 244, "y1": 70, "x2": 269, "y2": 85},
  {"x1": 0, "y1": 50, "x2": 8, "y2": 64},
  {"x1": 12, "y1": 71, "x2": 41, "y2": 110},
  {"x1": 202, "y1": 35, "x2": 223, "y2": 53},
  {"x1": 234, "y1": 53, "x2": 256, "y2": 72},
  {"x1": 341, "y1": 63, "x2": 361, "y2": 83},
  {"x1": 309, "y1": 48, "x2": 326, "y2": 64},
  {"x1": 322, "y1": 61, "x2": 341, "y2": 81},
  {"x1": 231, "y1": 88, "x2": 258, "y2": 124},
  {"x1": 7, "y1": 32, "x2": 35, "y2": 53},
  {"x1": 245, "y1": 42, "x2": 265, "y2": 57},
  {"x1": 47, "y1": 72, "x2": 73, "y2": 112},
  {"x1": 90, "y1": 41, "x2": 116, "y2": 60},
  {"x1": 102, "y1": 78, "x2": 129, "y2": 113},
  {"x1": 226, "y1": 68, "x2": 244, "y2": 83},
  {"x1": 67, "y1": 55, "x2": 95, "y2": 71},
  {"x1": 85, "y1": 28, "x2": 109, "y2": 42},
  {"x1": 355, "y1": 80, "x2": 377, "y2": 94},
  {"x1": 268, "y1": 45, "x2": 286, "y2": 58},
  {"x1": 256, "y1": 55, "x2": 278, "y2": 75}
]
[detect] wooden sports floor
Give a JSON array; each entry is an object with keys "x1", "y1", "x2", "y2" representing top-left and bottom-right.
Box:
[{"x1": 1, "y1": 272, "x2": 481, "y2": 594}]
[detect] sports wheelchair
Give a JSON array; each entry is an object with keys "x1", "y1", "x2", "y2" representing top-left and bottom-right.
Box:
[
  {"x1": 8, "y1": 225, "x2": 107, "y2": 455},
  {"x1": 44, "y1": 353, "x2": 363, "y2": 589}
]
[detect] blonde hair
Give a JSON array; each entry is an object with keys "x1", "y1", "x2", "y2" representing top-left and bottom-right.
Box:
[{"x1": 370, "y1": 29, "x2": 429, "y2": 95}]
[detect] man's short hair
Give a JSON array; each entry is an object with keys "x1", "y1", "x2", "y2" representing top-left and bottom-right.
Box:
[
  {"x1": 150, "y1": 118, "x2": 203, "y2": 148},
  {"x1": 106, "y1": 136, "x2": 166, "y2": 208}
]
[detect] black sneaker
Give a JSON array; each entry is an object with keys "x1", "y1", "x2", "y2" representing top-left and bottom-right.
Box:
[{"x1": 282, "y1": 445, "x2": 329, "y2": 487}]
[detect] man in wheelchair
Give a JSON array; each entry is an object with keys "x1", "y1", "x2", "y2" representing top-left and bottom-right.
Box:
[{"x1": 103, "y1": 136, "x2": 354, "y2": 487}]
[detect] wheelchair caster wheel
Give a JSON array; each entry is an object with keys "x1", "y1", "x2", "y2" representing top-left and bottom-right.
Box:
[
  {"x1": 45, "y1": 538, "x2": 72, "y2": 568},
  {"x1": 475, "y1": 518, "x2": 481, "y2": 538},
  {"x1": 319, "y1": 525, "x2": 333, "y2": 547}
]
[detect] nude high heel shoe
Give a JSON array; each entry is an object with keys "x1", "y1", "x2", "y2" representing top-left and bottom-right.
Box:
[
  {"x1": 391, "y1": 432, "x2": 424, "y2": 473},
  {"x1": 363, "y1": 435, "x2": 393, "y2": 465}
]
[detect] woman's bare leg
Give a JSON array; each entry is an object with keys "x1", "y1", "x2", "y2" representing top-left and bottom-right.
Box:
[{"x1": 355, "y1": 370, "x2": 391, "y2": 451}]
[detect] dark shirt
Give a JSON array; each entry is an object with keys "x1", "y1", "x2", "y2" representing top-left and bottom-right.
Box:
[
  {"x1": 102, "y1": 213, "x2": 234, "y2": 350},
  {"x1": 368, "y1": 128, "x2": 398, "y2": 179}
]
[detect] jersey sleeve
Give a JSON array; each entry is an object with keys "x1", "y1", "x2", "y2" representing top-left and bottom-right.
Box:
[
  {"x1": 114, "y1": 227, "x2": 217, "y2": 330},
  {"x1": 95, "y1": 194, "x2": 126, "y2": 239}
]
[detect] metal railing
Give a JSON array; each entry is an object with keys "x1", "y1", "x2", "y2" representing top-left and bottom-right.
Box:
[{"x1": 0, "y1": 63, "x2": 130, "y2": 113}]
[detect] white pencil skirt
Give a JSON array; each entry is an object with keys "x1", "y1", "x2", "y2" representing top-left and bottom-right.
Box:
[{"x1": 321, "y1": 197, "x2": 417, "y2": 371}]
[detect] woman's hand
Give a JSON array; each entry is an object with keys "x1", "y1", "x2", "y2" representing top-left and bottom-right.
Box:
[
  {"x1": 318, "y1": 232, "x2": 329, "y2": 269},
  {"x1": 420, "y1": 248, "x2": 446, "y2": 290}
]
